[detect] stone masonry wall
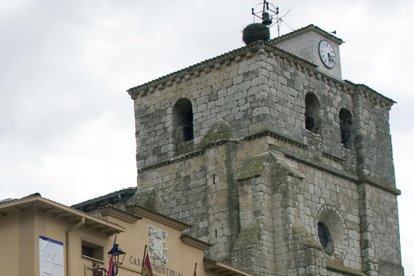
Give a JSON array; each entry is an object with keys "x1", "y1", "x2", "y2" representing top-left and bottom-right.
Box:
[
  {"x1": 353, "y1": 89, "x2": 396, "y2": 187},
  {"x1": 130, "y1": 42, "x2": 402, "y2": 275},
  {"x1": 137, "y1": 134, "x2": 367, "y2": 275},
  {"x1": 132, "y1": 44, "x2": 363, "y2": 174},
  {"x1": 258, "y1": 51, "x2": 357, "y2": 168},
  {"x1": 137, "y1": 142, "x2": 242, "y2": 262},
  {"x1": 131, "y1": 43, "x2": 395, "y2": 196},
  {"x1": 137, "y1": 154, "x2": 208, "y2": 236},
  {"x1": 296, "y1": 161, "x2": 362, "y2": 269},
  {"x1": 133, "y1": 52, "x2": 265, "y2": 169},
  {"x1": 359, "y1": 183, "x2": 403, "y2": 275}
]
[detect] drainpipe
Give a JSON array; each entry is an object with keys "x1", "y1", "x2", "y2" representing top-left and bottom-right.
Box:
[{"x1": 66, "y1": 217, "x2": 85, "y2": 276}]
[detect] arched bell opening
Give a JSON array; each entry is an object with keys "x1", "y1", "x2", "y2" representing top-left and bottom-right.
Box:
[
  {"x1": 339, "y1": 108, "x2": 353, "y2": 149},
  {"x1": 304, "y1": 92, "x2": 322, "y2": 134}
]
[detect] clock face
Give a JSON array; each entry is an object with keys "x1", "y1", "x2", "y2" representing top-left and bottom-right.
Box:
[{"x1": 318, "y1": 40, "x2": 336, "y2": 69}]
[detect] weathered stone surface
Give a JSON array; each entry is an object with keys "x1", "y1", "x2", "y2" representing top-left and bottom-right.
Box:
[{"x1": 128, "y1": 30, "x2": 402, "y2": 275}]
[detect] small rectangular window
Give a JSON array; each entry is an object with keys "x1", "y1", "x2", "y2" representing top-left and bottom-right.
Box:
[{"x1": 82, "y1": 240, "x2": 104, "y2": 261}]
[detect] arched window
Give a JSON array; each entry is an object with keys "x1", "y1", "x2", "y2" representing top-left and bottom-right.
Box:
[
  {"x1": 304, "y1": 93, "x2": 321, "y2": 134},
  {"x1": 339, "y1": 108, "x2": 352, "y2": 149},
  {"x1": 317, "y1": 205, "x2": 348, "y2": 259},
  {"x1": 173, "y1": 98, "x2": 194, "y2": 143}
]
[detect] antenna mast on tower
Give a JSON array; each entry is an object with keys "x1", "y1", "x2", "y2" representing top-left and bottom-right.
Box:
[{"x1": 251, "y1": 1, "x2": 290, "y2": 37}]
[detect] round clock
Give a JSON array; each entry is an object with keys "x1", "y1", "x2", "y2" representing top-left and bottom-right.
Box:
[{"x1": 318, "y1": 40, "x2": 336, "y2": 69}]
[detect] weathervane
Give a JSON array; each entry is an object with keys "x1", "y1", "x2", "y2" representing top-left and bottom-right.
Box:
[{"x1": 251, "y1": 1, "x2": 290, "y2": 37}]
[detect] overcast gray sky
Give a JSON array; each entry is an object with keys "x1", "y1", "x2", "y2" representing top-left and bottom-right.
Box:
[{"x1": 1, "y1": 0, "x2": 413, "y2": 274}]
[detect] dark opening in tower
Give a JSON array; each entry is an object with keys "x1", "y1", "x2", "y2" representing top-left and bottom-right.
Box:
[
  {"x1": 317, "y1": 222, "x2": 334, "y2": 254},
  {"x1": 173, "y1": 98, "x2": 194, "y2": 143},
  {"x1": 339, "y1": 108, "x2": 353, "y2": 149},
  {"x1": 305, "y1": 92, "x2": 321, "y2": 134}
]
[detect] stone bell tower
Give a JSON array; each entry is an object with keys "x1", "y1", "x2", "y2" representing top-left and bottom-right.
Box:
[{"x1": 127, "y1": 23, "x2": 403, "y2": 275}]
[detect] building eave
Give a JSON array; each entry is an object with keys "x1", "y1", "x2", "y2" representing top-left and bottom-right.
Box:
[
  {"x1": 180, "y1": 233, "x2": 210, "y2": 251},
  {"x1": 203, "y1": 258, "x2": 253, "y2": 276},
  {"x1": 0, "y1": 194, "x2": 125, "y2": 235},
  {"x1": 72, "y1": 187, "x2": 137, "y2": 212},
  {"x1": 126, "y1": 204, "x2": 190, "y2": 231},
  {"x1": 98, "y1": 205, "x2": 142, "y2": 224}
]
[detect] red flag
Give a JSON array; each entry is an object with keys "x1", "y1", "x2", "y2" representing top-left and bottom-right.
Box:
[
  {"x1": 141, "y1": 245, "x2": 153, "y2": 276},
  {"x1": 107, "y1": 237, "x2": 117, "y2": 276},
  {"x1": 193, "y1": 262, "x2": 197, "y2": 276}
]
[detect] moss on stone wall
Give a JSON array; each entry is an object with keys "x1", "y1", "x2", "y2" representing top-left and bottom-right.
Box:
[
  {"x1": 233, "y1": 224, "x2": 261, "y2": 249},
  {"x1": 199, "y1": 120, "x2": 237, "y2": 148},
  {"x1": 236, "y1": 154, "x2": 269, "y2": 180},
  {"x1": 292, "y1": 225, "x2": 321, "y2": 250},
  {"x1": 236, "y1": 151, "x2": 303, "y2": 181}
]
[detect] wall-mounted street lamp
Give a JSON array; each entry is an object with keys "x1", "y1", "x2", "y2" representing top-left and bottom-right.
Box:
[
  {"x1": 93, "y1": 244, "x2": 126, "y2": 276},
  {"x1": 108, "y1": 244, "x2": 126, "y2": 267}
]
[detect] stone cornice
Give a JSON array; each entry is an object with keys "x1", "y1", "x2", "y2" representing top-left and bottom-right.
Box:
[
  {"x1": 345, "y1": 80, "x2": 395, "y2": 109},
  {"x1": 138, "y1": 147, "x2": 205, "y2": 173},
  {"x1": 137, "y1": 130, "x2": 354, "y2": 174},
  {"x1": 285, "y1": 153, "x2": 401, "y2": 196},
  {"x1": 244, "y1": 130, "x2": 308, "y2": 150},
  {"x1": 285, "y1": 153, "x2": 359, "y2": 183},
  {"x1": 271, "y1": 24, "x2": 344, "y2": 45},
  {"x1": 138, "y1": 130, "x2": 308, "y2": 173},
  {"x1": 127, "y1": 41, "x2": 316, "y2": 99},
  {"x1": 125, "y1": 40, "x2": 359, "y2": 104},
  {"x1": 322, "y1": 151, "x2": 345, "y2": 163},
  {"x1": 127, "y1": 27, "x2": 393, "y2": 111},
  {"x1": 326, "y1": 260, "x2": 367, "y2": 276},
  {"x1": 358, "y1": 174, "x2": 401, "y2": 195}
]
